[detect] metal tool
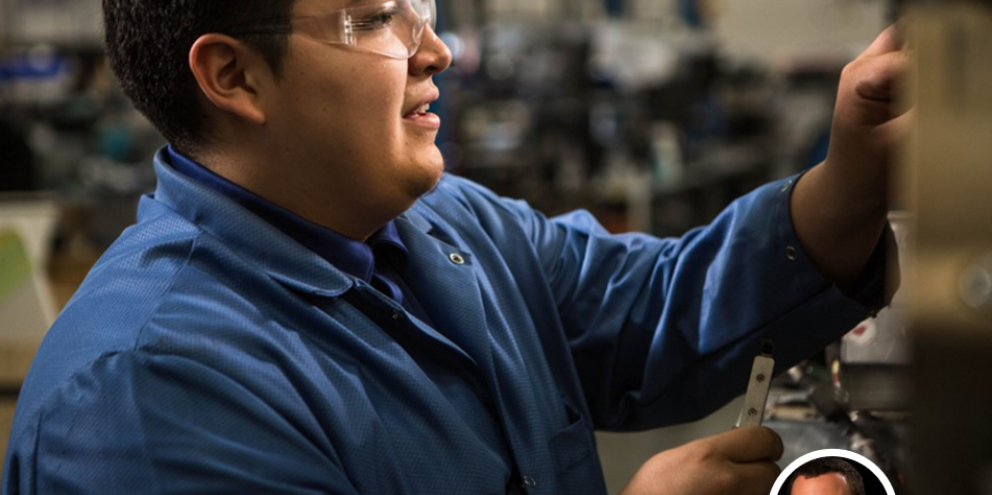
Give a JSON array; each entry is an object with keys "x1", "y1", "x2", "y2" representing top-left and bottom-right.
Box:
[{"x1": 736, "y1": 340, "x2": 775, "y2": 427}]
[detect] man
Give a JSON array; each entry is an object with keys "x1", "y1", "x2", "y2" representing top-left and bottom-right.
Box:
[
  {"x1": 788, "y1": 458, "x2": 867, "y2": 495},
  {"x1": 2, "y1": 0, "x2": 908, "y2": 493}
]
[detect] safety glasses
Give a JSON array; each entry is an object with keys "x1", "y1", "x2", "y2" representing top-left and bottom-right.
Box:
[{"x1": 232, "y1": 0, "x2": 437, "y2": 60}]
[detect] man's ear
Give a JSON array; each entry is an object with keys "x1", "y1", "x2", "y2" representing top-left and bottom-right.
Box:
[{"x1": 189, "y1": 34, "x2": 270, "y2": 126}]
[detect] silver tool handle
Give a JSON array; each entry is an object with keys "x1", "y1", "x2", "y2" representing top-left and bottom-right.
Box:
[{"x1": 736, "y1": 348, "x2": 775, "y2": 428}]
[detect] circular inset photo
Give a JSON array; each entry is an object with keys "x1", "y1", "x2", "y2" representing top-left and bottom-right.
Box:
[{"x1": 772, "y1": 449, "x2": 895, "y2": 495}]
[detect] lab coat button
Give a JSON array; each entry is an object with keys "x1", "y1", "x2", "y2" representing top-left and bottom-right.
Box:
[
  {"x1": 522, "y1": 476, "x2": 537, "y2": 488},
  {"x1": 449, "y1": 253, "x2": 465, "y2": 265},
  {"x1": 786, "y1": 246, "x2": 798, "y2": 261}
]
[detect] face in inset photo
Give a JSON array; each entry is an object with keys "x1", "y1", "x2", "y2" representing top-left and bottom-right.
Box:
[{"x1": 775, "y1": 451, "x2": 894, "y2": 495}]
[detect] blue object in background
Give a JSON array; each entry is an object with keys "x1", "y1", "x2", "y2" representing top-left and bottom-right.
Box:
[
  {"x1": 605, "y1": 0, "x2": 625, "y2": 17},
  {"x1": 679, "y1": 0, "x2": 703, "y2": 28},
  {"x1": 0, "y1": 52, "x2": 67, "y2": 81}
]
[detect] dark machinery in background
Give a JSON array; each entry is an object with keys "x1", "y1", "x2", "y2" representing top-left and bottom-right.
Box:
[{"x1": 434, "y1": 2, "x2": 801, "y2": 236}]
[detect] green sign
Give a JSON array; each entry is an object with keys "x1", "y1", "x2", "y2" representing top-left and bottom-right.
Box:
[{"x1": 0, "y1": 230, "x2": 32, "y2": 303}]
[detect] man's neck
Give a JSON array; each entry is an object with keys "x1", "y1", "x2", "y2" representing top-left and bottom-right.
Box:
[{"x1": 192, "y1": 146, "x2": 409, "y2": 242}]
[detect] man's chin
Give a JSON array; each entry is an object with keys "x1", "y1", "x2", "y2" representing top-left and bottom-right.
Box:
[{"x1": 410, "y1": 155, "x2": 446, "y2": 197}]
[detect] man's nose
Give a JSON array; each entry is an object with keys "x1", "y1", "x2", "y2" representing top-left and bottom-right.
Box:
[{"x1": 410, "y1": 25, "x2": 452, "y2": 75}]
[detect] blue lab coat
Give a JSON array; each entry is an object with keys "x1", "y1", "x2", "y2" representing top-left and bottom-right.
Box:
[{"x1": 3, "y1": 150, "x2": 885, "y2": 494}]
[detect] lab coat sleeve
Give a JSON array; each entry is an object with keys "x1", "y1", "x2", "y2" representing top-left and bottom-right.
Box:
[
  {"x1": 452, "y1": 175, "x2": 889, "y2": 431},
  {"x1": 8, "y1": 350, "x2": 359, "y2": 495}
]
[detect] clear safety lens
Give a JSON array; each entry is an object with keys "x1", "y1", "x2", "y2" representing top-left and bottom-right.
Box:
[{"x1": 293, "y1": 0, "x2": 436, "y2": 59}]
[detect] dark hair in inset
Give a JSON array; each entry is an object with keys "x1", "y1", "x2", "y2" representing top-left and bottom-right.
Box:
[
  {"x1": 787, "y1": 457, "x2": 866, "y2": 495},
  {"x1": 103, "y1": 0, "x2": 297, "y2": 157}
]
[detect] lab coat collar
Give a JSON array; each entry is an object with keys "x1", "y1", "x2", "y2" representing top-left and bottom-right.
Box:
[
  {"x1": 149, "y1": 149, "x2": 356, "y2": 297},
  {"x1": 147, "y1": 149, "x2": 471, "y2": 301}
]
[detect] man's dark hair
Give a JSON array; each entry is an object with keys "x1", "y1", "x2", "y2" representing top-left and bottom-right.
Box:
[
  {"x1": 787, "y1": 457, "x2": 866, "y2": 495},
  {"x1": 103, "y1": 0, "x2": 296, "y2": 156}
]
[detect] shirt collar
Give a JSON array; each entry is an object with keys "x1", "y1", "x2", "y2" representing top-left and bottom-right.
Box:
[{"x1": 165, "y1": 146, "x2": 409, "y2": 282}]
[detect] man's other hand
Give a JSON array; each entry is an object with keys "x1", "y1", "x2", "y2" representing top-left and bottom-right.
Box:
[
  {"x1": 619, "y1": 426, "x2": 784, "y2": 495},
  {"x1": 791, "y1": 25, "x2": 912, "y2": 284},
  {"x1": 827, "y1": 24, "x2": 912, "y2": 203}
]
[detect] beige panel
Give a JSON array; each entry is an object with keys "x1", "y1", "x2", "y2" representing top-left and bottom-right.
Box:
[
  {"x1": 0, "y1": 338, "x2": 42, "y2": 388},
  {"x1": 0, "y1": 398, "x2": 17, "y2": 482},
  {"x1": 908, "y1": 3, "x2": 992, "y2": 334},
  {"x1": 906, "y1": 4, "x2": 992, "y2": 494}
]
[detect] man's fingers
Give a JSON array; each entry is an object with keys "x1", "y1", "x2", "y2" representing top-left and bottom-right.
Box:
[
  {"x1": 702, "y1": 427, "x2": 784, "y2": 464},
  {"x1": 853, "y1": 50, "x2": 911, "y2": 104},
  {"x1": 863, "y1": 24, "x2": 904, "y2": 57}
]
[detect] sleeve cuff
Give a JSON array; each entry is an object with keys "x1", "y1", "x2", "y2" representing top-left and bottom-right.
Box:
[
  {"x1": 835, "y1": 223, "x2": 899, "y2": 315},
  {"x1": 779, "y1": 170, "x2": 899, "y2": 314}
]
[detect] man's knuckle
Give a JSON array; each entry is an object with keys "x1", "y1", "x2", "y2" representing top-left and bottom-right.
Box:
[
  {"x1": 842, "y1": 61, "x2": 858, "y2": 77},
  {"x1": 762, "y1": 427, "x2": 781, "y2": 450}
]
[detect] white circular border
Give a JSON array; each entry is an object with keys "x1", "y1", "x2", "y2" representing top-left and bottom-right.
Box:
[{"x1": 770, "y1": 449, "x2": 896, "y2": 495}]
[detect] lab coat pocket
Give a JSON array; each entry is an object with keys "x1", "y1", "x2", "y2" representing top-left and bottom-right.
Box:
[{"x1": 548, "y1": 403, "x2": 605, "y2": 492}]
